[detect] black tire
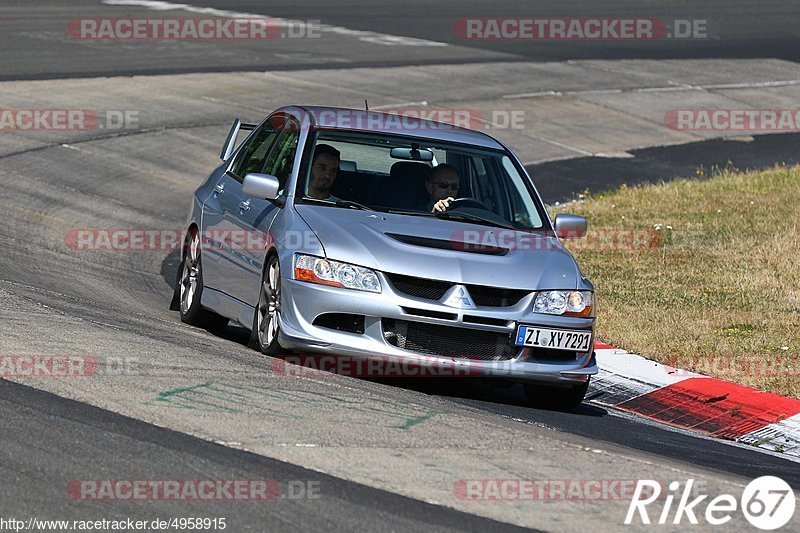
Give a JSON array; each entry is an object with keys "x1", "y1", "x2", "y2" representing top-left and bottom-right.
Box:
[
  {"x1": 176, "y1": 228, "x2": 228, "y2": 332},
  {"x1": 523, "y1": 378, "x2": 590, "y2": 411},
  {"x1": 249, "y1": 254, "x2": 283, "y2": 355}
]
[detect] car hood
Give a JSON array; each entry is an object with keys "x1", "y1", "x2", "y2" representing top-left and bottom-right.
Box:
[{"x1": 295, "y1": 205, "x2": 584, "y2": 290}]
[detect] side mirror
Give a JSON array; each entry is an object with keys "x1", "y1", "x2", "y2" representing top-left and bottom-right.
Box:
[
  {"x1": 243, "y1": 173, "x2": 280, "y2": 200},
  {"x1": 554, "y1": 214, "x2": 587, "y2": 239}
]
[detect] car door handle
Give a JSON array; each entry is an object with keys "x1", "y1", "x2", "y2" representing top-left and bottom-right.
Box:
[
  {"x1": 214, "y1": 183, "x2": 225, "y2": 194},
  {"x1": 239, "y1": 199, "x2": 251, "y2": 212}
]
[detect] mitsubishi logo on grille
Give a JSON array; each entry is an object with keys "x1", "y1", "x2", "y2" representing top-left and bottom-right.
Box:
[{"x1": 442, "y1": 285, "x2": 475, "y2": 309}]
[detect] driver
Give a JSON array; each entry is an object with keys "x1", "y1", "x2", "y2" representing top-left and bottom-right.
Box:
[
  {"x1": 307, "y1": 144, "x2": 341, "y2": 201},
  {"x1": 420, "y1": 163, "x2": 460, "y2": 212}
]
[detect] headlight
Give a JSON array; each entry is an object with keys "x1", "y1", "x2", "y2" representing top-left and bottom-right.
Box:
[
  {"x1": 533, "y1": 290, "x2": 593, "y2": 317},
  {"x1": 294, "y1": 254, "x2": 381, "y2": 293}
]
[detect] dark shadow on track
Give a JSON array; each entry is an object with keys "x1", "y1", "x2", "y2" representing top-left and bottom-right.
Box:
[
  {"x1": 370, "y1": 376, "x2": 608, "y2": 417},
  {"x1": 529, "y1": 132, "x2": 800, "y2": 203}
]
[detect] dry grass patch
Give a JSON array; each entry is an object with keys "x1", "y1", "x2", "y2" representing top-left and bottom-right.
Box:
[{"x1": 553, "y1": 165, "x2": 800, "y2": 398}]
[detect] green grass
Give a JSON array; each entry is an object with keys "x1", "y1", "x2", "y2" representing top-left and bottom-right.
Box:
[{"x1": 553, "y1": 164, "x2": 800, "y2": 398}]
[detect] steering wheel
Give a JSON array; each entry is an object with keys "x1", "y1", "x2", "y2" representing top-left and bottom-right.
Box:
[{"x1": 446, "y1": 197, "x2": 492, "y2": 211}]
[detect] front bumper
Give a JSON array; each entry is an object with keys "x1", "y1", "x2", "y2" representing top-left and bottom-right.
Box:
[{"x1": 277, "y1": 276, "x2": 598, "y2": 386}]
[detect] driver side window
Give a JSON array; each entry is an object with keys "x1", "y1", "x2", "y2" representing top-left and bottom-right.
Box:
[
  {"x1": 262, "y1": 121, "x2": 300, "y2": 191},
  {"x1": 228, "y1": 118, "x2": 282, "y2": 181}
]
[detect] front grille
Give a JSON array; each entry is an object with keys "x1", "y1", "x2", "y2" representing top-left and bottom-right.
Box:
[
  {"x1": 467, "y1": 286, "x2": 529, "y2": 307},
  {"x1": 383, "y1": 319, "x2": 518, "y2": 361},
  {"x1": 388, "y1": 274, "x2": 450, "y2": 300},
  {"x1": 386, "y1": 273, "x2": 530, "y2": 307}
]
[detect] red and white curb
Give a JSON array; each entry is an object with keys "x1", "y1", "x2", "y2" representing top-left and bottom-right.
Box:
[{"x1": 589, "y1": 342, "x2": 800, "y2": 459}]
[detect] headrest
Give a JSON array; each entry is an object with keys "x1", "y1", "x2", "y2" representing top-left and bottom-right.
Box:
[{"x1": 390, "y1": 161, "x2": 432, "y2": 181}]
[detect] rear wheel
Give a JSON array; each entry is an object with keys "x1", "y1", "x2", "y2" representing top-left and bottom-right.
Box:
[
  {"x1": 249, "y1": 255, "x2": 283, "y2": 355},
  {"x1": 177, "y1": 228, "x2": 228, "y2": 331},
  {"x1": 523, "y1": 379, "x2": 590, "y2": 411}
]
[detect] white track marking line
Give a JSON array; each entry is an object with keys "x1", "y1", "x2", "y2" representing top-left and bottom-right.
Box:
[
  {"x1": 102, "y1": 0, "x2": 449, "y2": 47},
  {"x1": 60, "y1": 143, "x2": 92, "y2": 154},
  {"x1": 503, "y1": 79, "x2": 800, "y2": 99}
]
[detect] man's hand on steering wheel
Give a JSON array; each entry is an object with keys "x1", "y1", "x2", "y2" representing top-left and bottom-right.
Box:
[
  {"x1": 432, "y1": 196, "x2": 455, "y2": 213},
  {"x1": 432, "y1": 197, "x2": 492, "y2": 213}
]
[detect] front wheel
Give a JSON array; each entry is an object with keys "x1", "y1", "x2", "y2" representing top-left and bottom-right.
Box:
[
  {"x1": 249, "y1": 255, "x2": 283, "y2": 355},
  {"x1": 523, "y1": 379, "x2": 590, "y2": 411}
]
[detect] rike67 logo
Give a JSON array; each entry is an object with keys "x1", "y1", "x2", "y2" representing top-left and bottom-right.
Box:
[{"x1": 626, "y1": 477, "x2": 795, "y2": 530}]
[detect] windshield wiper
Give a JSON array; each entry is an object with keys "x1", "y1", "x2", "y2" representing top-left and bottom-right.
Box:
[
  {"x1": 387, "y1": 209, "x2": 435, "y2": 217},
  {"x1": 336, "y1": 199, "x2": 376, "y2": 211},
  {"x1": 300, "y1": 197, "x2": 336, "y2": 206},
  {"x1": 433, "y1": 211, "x2": 519, "y2": 230},
  {"x1": 301, "y1": 197, "x2": 377, "y2": 212}
]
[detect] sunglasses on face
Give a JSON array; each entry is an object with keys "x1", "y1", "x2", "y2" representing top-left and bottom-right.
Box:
[{"x1": 431, "y1": 181, "x2": 459, "y2": 191}]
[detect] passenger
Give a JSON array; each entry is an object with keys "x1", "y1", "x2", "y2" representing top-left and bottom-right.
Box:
[
  {"x1": 419, "y1": 163, "x2": 460, "y2": 212},
  {"x1": 307, "y1": 144, "x2": 341, "y2": 201}
]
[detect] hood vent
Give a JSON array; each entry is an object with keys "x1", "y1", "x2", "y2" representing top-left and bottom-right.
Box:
[{"x1": 385, "y1": 233, "x2": 509, "y2": 256}]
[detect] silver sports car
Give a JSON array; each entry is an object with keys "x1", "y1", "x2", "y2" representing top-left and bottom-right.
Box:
[{"x1": 172, "y1": 106, "x2": 597, "y2": 409}]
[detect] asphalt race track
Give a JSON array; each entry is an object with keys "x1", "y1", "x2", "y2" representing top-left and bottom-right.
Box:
[
  {"x1": 1, "y1": 1, "x2": 799, "y2": 531},
  {"x1": 3, "y1": 0, "x2": 799, "y2": 79}
]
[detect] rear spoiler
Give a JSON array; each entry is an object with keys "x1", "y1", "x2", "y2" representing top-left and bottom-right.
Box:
[{"x1": 219, "y1": 119, "x2": 259, "y2": 161}]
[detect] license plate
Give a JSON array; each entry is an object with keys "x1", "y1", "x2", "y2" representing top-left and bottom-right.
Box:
[{"x1": 515, "y1": 325, "x2": 592, "y2": 352}]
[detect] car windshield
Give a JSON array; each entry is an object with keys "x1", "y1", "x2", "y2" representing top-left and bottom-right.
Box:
[{"x1": 297, "y1": 131, "x2": 546, "y2": 230}]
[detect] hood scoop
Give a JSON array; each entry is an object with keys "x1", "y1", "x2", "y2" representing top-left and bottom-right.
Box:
[{"x1": 385, "y1": 233, "x2": 509, "y2": 256}]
